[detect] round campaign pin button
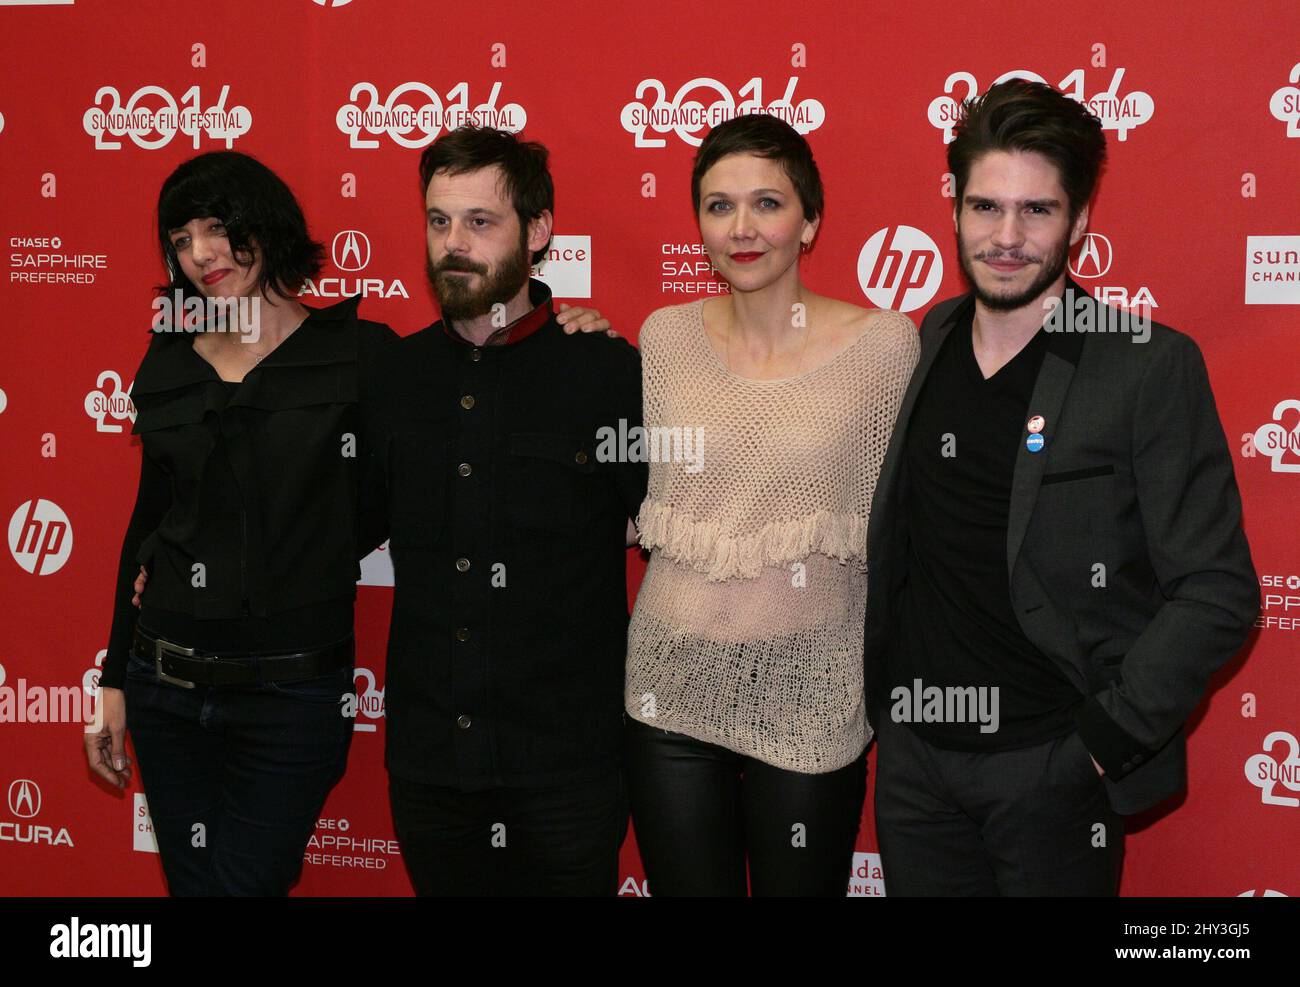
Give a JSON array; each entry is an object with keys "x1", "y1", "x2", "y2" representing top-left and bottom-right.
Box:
[
  {"x1": 1027, "y1": 415, "x2": 1045, "y2": 434},
  {"x1": 1026, "y1": 433, "x2": 1045, "y2": 453}
]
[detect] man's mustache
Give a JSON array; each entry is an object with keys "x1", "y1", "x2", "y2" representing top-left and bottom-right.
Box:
[
  {"x1": 975, "y1": 251, "x2": 1041, "y2": 264},
  {"x1": 432, "y1": 259, "x2": 488, "y2": 275}
]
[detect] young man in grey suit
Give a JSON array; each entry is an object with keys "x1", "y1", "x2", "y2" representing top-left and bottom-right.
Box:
[{"x1": 864, "y1": 79, "x2": 1258, "y2": 895}]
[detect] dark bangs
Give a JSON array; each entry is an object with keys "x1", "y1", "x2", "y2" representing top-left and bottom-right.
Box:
[{"x1": 156, "y1": 151, "x2": 324, "y2": 301}]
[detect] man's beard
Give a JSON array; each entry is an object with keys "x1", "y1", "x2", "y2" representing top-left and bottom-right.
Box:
[
  {"x1": 957, "y1": 222, "x2": 1071, "y2": 313},
  {"x1": 427, "y1": 235, "x2": 532, "y2": 322}
]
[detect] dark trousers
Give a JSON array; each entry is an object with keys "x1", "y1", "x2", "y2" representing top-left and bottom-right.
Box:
[
  {"x1": 624, "y1": 716, "x2": 867, "y2": 896},
  {"x1": 123, "y1": 651, "x2": 354, "y2": 896},
  {"x1": 388, "y1": 768, "x2": 628, "y2": 896},
  {"x1": 873, "y1": 713, "x2": 1124, "y2": 895}
]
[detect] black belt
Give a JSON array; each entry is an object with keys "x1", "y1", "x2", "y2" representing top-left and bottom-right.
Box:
[{"x1": 132, "y1": 626, "x2": 354, "y2": 689}]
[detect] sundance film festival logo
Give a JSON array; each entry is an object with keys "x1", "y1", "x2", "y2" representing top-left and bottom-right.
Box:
[
  {"x1": 1245, "y1": 236, "x2": 1300, "y2": 304},
  {"x1": 299, "y1": 229, "x2": 408, "y2": 299},
  {"x1": 620, "y1": 76, "x2": 825, "y2": 148},
  {"x1": 1269, "y1": 62, "x2": 1300, "y2": 137},
  {"x1": 344, "y1": 666, "x2": 385, "y2": 733},
  {"x1": 83, "y1": 84, "x2": 251, "y2": 150},
  {"x1": 336, "y1": 81, "x2": 526, "y2": 149},
  {"x1": 1245, "y1": 731, "x2": 1300, "y2": 807},
  {"x1": 857, "y1": 225, "x2": 942, "y2": 313},
  {"x1": 84, "y1": 651, "x2": 105, "y2": 696},
  {"x1": 8, "y1": 499, "x2": 73, "y2": 576},
  {"x1": 928, "y1": 67, "x2": 1153, "y2": 143},
  {"x1": 84, "y1": 371, "x2": 136, "y2": 433},
  {"x1": 1253, "y1": 400, "x2": 1300, "y2": 473}
]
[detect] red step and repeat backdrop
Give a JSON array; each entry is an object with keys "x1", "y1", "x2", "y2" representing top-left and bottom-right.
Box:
[{"x1": 1, "y1": 0, "x2": 1297, "y2": 896}]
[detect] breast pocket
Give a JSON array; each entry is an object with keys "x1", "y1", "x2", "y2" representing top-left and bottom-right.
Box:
[
  {"x1": 1032, "y1": 466, "x2": 1121, "y2": 590},
  {"x1": 131, "y1": 391, "x2": 214, "y2": 471},
  {"x1": 507, "y1": 432, "x2": 600, "y2": 532}
]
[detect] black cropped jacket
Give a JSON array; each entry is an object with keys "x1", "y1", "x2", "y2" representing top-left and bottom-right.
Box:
[{"x1": 101, "y1": 296, "x2": 396, "y2": 689}]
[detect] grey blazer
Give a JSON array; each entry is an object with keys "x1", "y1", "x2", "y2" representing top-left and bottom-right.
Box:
[{"x1": 863, "y1": 279, "x2": 1259, "y2": 815}]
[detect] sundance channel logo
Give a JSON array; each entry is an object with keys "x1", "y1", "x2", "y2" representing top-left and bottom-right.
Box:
[{"x1": 1245, "y1": 236, "x2": 1300, "y2": 304}]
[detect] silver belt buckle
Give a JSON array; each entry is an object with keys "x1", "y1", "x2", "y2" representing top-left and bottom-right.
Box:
[{"x1": 154, "y1": 638, "x2": 198, "y2": 689}]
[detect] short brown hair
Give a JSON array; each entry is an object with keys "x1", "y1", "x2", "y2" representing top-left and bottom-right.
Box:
[
  {"x1": 948, "y1": 79, "x2": 1107, "y2": 222},
  {"x1": 418, "y1": 126, "x2": 554, "y2": 265},
  {"x1": 691, "y1": 114, "x2": 824, "y2": 223}
]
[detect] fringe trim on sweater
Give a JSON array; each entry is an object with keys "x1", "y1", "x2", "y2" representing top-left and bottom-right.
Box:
[{"x1": 637, "y1": 498, "x2": 868, "y2": 582}]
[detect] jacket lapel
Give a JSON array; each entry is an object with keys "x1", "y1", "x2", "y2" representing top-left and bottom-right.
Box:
[{"x1": 1005, "y1": 281, "x2": 1090, "y2": 575}]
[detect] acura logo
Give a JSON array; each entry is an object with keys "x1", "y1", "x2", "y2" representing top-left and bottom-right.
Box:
[
  {"x1": 332, "y1": 230, "x2": 371, "y2": 272},
  {"x1": 1070, "y1": 233, "x2": 1113, "y2": 279},
  {"x1": 8, "y1": 779, "x2": 40, "y2": 819}
]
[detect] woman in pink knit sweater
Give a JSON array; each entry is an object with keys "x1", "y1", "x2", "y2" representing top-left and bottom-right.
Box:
[{"x1": 624, "y1": 114, "x2": 919, "y2": 896}]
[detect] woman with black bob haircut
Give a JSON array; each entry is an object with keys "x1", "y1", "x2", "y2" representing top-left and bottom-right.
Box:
[
  {"x1": 156, "y1": 150, "x2": 326, "y2": 307},
  {"x1": 84, "y1": 150, "x2": 397, "y2": 896}
]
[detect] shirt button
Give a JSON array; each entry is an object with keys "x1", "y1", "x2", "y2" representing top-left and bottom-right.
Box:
[
  {"x1": 460, "y1": 394, "x2": 475, "y2": 410},
  {"x1": 470, "y1": 349, "x2": 482, "y2": 362},
  {"x1": 455, "y1": 627, "x2": 470, "y2": 642},
  {"x1": 455, "y1": 557, "x2": 470, "y2": 573},
  {"x1": 457, "y1": 462, "x2": 472, "y2": 477},
  {"x1": 574, "y1": 450, "x2": 588, "y2": 465},
  {"x1": 457, "y1": 714, "x2": 472, "y2": 729}
]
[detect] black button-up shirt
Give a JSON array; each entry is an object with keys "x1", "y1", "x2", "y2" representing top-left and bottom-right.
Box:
[
  {"x1": 364, "y1": 279, "x2": 646, "y2": 790},
  {"x1": 102, "y1": 296, "x2": 396, "y2": 689}
]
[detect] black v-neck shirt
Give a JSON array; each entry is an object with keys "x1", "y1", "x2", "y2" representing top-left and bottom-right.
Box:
[{"x1": 886, "y1": 306, "x2": 1081, "y2": 750}]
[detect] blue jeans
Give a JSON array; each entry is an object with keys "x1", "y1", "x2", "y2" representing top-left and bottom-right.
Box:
[{"x1": 123, "y1": 648, "x2": 355, "y2": 896}]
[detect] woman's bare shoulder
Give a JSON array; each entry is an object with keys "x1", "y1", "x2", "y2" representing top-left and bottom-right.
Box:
[{"x1": 814, "y1": 297, "x2": 917, "y2": 344}]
